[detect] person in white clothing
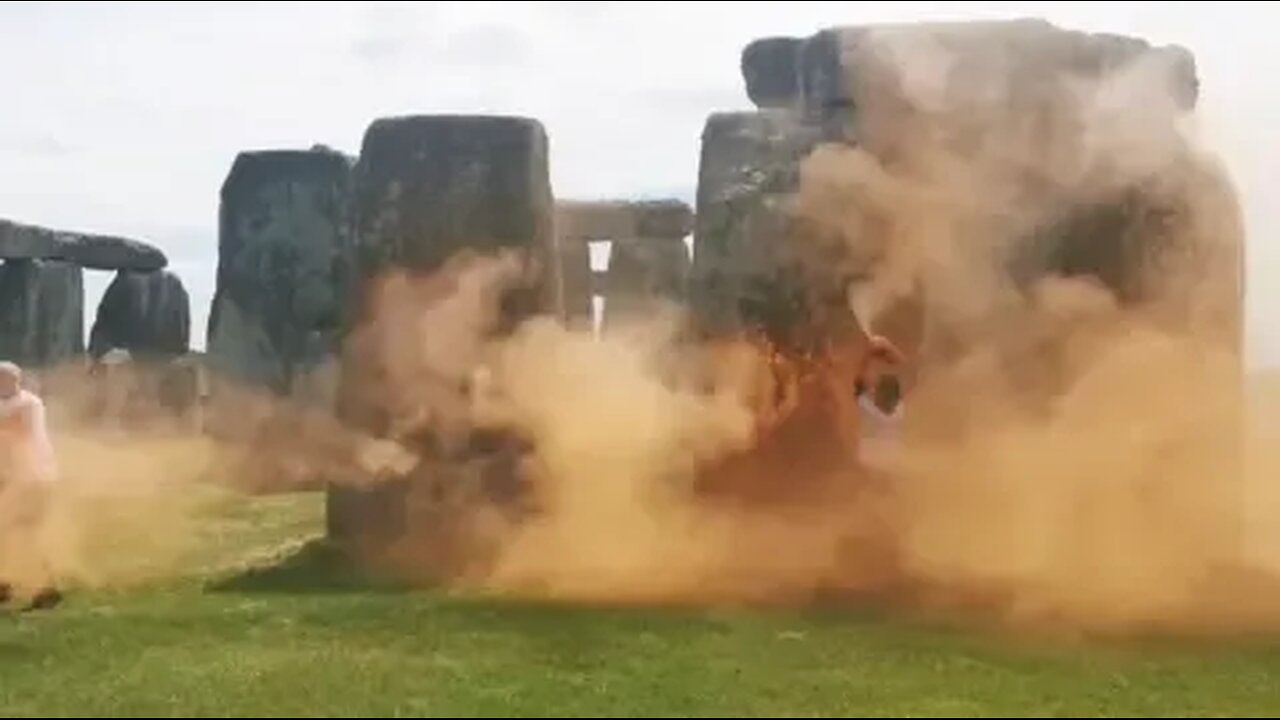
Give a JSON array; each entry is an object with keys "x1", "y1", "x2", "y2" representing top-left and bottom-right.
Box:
[{"x1": 0, "y1": 361, "x2": 62, "y2": 610}]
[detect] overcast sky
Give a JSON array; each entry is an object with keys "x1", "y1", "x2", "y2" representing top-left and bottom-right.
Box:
[{"x1": 1, "y1": 1, "x2": 1276, "y2": 365}]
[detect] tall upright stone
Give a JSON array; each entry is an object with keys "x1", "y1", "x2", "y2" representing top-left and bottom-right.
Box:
[
  {"x1": 689, "y1": 111, "x2": 824, "y2": 349},
  {"x1": 208, "y1": 147, "x2": 353, "y2": 395},
  {"x1": 0, "y1": 259, "x2": 84, "y2": 366},
  {"x1": 711, "y1": 20, "x2": 1209, "y2": 358},
  {"x1": 332, "y1": 115, "x2": 555, "y2": 556},
  {"x1": 350, "y1": 115, "x2": 554, "y2": 281},
  {"x1": 796, "y1": 27, "x2": 854, "y2": 128},
  {"x1": 89, "y1": 270, "x2": 190, "y2": 360},
  {"x1": 790, "y1": 20, "x2": 1200, "y2": 149},
  {"x1": 555, "y1": 239, "x2": 593, "y2": 329}
]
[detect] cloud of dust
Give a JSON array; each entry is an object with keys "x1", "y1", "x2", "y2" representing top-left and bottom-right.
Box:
[
  {"x1": 478, "y1": 307, "x2": 887, "y2": 604},
  {"x1": 468, "y1": 308, "x2": 755, "y2": 602},
  {"x1": 329, "y1": 22, "x2": 1269, "y2": 636},
  {"x1": 0, "y1": 351, "x2": 419, "y2": 598},
  {"x1": 344, "y1": 252, "x2": 891, "y2": 604},
  {"x1": 324, "y1": 24, "x2": 1273, "y2": 635},
  {"x1": 782, "y1": 24, "x2": 1264, "y2": 633},
  {"x1": 0, "y1": 365, "x2": 230, "y2": 596},
  {"x1": 338, "y1": 249, "x2": 529, "y2": 456}
]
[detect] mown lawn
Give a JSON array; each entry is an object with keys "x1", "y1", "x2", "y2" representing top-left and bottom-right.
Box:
[{"x1": 3, "y1": 491, "x2": 1280, "y2": 717}]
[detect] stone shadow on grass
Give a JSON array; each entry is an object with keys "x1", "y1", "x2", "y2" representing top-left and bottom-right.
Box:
[{"x1": 205, "y1": 538, "x2": 412, "y2": 596}]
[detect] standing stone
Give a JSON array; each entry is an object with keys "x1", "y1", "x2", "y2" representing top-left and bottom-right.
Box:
[
  {"x1": 0, "y1": 259, "x2": 84, "y2": 367},
  {"x1": 797, "y1": 27, "x2": 854, "y2": 127},
  {"x1": 742, "y1": 37, "x2": 801, "y2": 109},
  {"x1": 792, "y1": 20, "x2": 1199, "y2": 145},
  {"x1": 89, "y1": 270, "x2": 190, "y2": 360},
  {"x1": 332, "y1": 114, "x2": 554, "y2": 553},
  {"x1": 556, "y1": 240, "x2": 593, "y2": 329},
  {"x1": 689, "y1": 111, "x2": 824, "y2": 348},
  {"x1": 601, "y1": 238, "x2": 690, "y2": 330},
  {"x1": 208, "y1": 147, "x2": 353, "y2": 395},
  {"x1": 351, "y1": 115, "x2": 554, "y2": 279}
]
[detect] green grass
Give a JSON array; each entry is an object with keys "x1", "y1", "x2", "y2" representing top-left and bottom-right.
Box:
[{"x1": 4, "y1": 492, "x2": 1280, "y2": 717}]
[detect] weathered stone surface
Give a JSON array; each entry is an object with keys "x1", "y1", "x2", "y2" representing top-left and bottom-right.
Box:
[
  {"x1": 0, "y1": 259, "x2": 84, "y2": 366},
  {"x1": 709, "y1": 20, "x2": 1203, "y2": 355},
  {"x1": 351, "y1": 115, "x2": 554, "y2": 280},
  {"x1": 794, "y1": 19, "x2": 1199, "y2": 130},
  {"x1": 0, "y1": 218, "x2": 167, "y2": 271},
  {"x1": 333, "y1": 114, "x2": 554, "y2": 551},
  {"x1": 784, "y1": 19, "x2": 1211, "y2": 371},
  {"x1": 207, "y1": 147, "x2": 353, "y2": 395},
  {"x1": 0, "y1": 220, "x2": 60, "y2": 259},
  {"x1": 742, "y1": 36, "x2": 801, "y2": 109},
  {"x1": 689, "y1": 111, "x2": 823, "y2": 344},
  {"x1": 60, "y1": 234, "x2": 168, "y2": 272},
  {"x1": 601, "y1": 237, "x2": 690, "y2": 330},
  {"x1": 796, "y1": 27, "x2": 851, "y2": 125},
  {"x1": 554, "y1": 198, "x2": 692, "y2": 329},
  {"x1": 89, "y1": 270, "x2": 190, "y2": 360},
  {"x1": 556, "y1": 199, "x2": 692, "y2": 242},
  {"x1": 556, "y1": 240, "x2": 593, "y2": 328}
]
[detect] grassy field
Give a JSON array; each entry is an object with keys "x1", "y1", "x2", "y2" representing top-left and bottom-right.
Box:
[{"x1": 4, "y1": 492, "x2": 1280, "y2": 717}]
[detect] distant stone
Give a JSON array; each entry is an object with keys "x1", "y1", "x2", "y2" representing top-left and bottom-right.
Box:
[
  {"x1": 601, "y1": 237, "x2": 690, "y2": 330},
  {"x1": 634, "y1": 200, "x2": 695, "y2": 239},
  {"x1": 0, "y1": 259, "x2": 84, "y2": 366},
  {"x1": 59, "y1": 234, "x2": 168, "y2": 272},
  {"x1": 207, "y1": 147, "x2": 353, "y2": 395},
  {"x1": 555, "y1": 240, "x2": 593, "y2": 329},
  {"x1": 89, "y1": 270, "x2": 191, "y2": 360},
  {"x1": 550, "y1": 198, "x2": 699, "y2": 331},
  {"x1": 0, "y1": 218, "x2": 167, "y2": 271},
  {"x1": 741, "y1": 37, "x2": 801, "y2": 108},
  {"x1": 85, "y1": 349, "x2": 206, "y2": 430},
  {"x1": 556, "y1": 199, "x2": 692, "y2": 242}
]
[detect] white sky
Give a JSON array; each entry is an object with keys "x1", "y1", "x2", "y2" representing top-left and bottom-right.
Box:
[{"x1": 0, "y1": 1, "x2": 1275, "y2": 365}]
